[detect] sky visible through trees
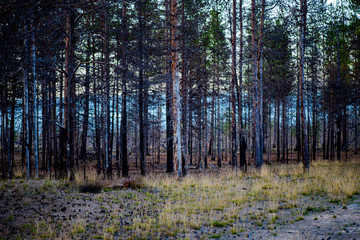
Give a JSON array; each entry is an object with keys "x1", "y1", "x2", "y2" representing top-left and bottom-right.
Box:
[{"x1": 0, "y1": 0, "x2": 359, "y2": 179}]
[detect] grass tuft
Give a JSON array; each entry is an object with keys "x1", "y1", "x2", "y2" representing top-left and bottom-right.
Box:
[
  {"x1": 78, "y1": 182, "x2": 103, "y2": 193},
  {"x1": 123, "y1": 177, "x2": 146, "y2": 190}
]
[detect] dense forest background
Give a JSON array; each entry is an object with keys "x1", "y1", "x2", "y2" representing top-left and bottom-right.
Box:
[{"x1": 0, "y1": 0, "x2": 359, "y2": 180}]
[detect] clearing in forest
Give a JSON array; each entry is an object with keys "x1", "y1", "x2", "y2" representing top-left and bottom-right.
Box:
[{"x1": 1, "y1": 158, "x2": 360, "y2": 239}]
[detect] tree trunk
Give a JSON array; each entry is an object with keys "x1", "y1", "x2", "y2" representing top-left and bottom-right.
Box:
[
  {"x1": 343, "y1": 107, "x2": 347, "y2": 159},
  {"x1": 138, "y1": 0, "x2": 146, "y2": 176},
  {"x1": 299, "y1": 0, "x2": 309, "y2": 170},
  {"x1": 336, "y1": 32, "x2": 341, "y2": 162},
  {"x1": 230, "y1": 0, "x2": 237, "y2": 170},
  {"x1": 41, "y1": 74, "x2": 47, "y2": 172},
  {"x1": 282, "y1": 98, "x2": 286, "y2": 163},
  {"x1": 355, "y1": 106, "x2": 358, "y2": 155},
  {"x1": 312, "y1": 77, "x2": 317, "y2": 161},
  {"x1": 31, "y1": 25, "x2": 39, "y2": 178},
  {"x1": 23, "y1": 25, "x2": 30, "y2": 178},
  {"x1": 217, "y1": 60, "x2": 221, "y2": 168},
  {"x1": 120, "y1": 0, "x2": 129, "y2": 177},
  {"x1": 64, "y1": 6, "x2": 76, "y2": 180},
  {"x1": 257, "y1": 0, "x2": 265, "y2": 166},
  {"x1": 181, "y1": 0, "x2": 188, "y2": 175},
  {"x1": 277, "y1": 97, "x2": 280, "y2": 162},
  {"x1": 102, "y1": 1, "x2": 111, "y2": 177},
  {"x1": 296, "y1": 45, "x2": 301, "y2": 163},
  {"x1": 166, "y1": 0, "x2": 174, "y2": 173},
  {"x1": 251, "y1": 0, "x2": 262, "y2": 169},
  {"x1": 80, "y1": 35, "x2": 90, "y2": 177},
  {"x1": 238, "y1": 0, "x2": 246, "y2": 171}
]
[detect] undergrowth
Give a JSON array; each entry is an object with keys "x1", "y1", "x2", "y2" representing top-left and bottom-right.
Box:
[{"x1": 132, "y1": 158, "x2": 360, "y2": 237}]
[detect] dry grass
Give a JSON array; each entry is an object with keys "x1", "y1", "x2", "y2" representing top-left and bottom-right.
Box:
[
  {"x1": 129, "y1": 158, "x2": 360, "y2": 236},
  {"x1": 2, "y1": 157, "x2": 359, "y2": 239}
]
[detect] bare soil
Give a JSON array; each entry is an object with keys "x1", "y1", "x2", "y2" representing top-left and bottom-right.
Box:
[{"x1": 1, "y1": 176, "x2": 359, "y2": 239}]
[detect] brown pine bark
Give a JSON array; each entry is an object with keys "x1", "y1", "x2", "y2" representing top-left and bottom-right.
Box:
[{"x1": 64, "y1": 5, "x2": 76, "y2": 180}]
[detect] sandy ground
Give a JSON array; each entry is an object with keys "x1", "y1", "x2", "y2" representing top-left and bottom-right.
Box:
[{"x1": 0, "y1": 178, "x2": 359, "y2": 240}]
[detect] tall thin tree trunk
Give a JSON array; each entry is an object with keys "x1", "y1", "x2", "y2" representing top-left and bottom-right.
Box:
[
  {"x1": 257, "y1": 0, "x2": 265, "y2": 166},
  {"x1": 32, "y1": 25, "x2": 39, "y2": 178},
  {"x1": 51, "y1": 74, "x2": 57, "y2": 178},
  {"x1": 343, "y1": 107, "x2": 347, "y2": 159},
  {"x1": 251, "y1": 0, "x2": 262, "y2": 168},
  {"x1": 277, "y1": 97, "x2": 280, "y2": 162},
  {"x1": 238, "y1": 0, "x2": 246, "y2": 171},
  {"x1": 80, "y1": 36, "x2": 90, "y2": 178},
  {"x1": 64, "y1": 6, "x2": 76, "y2": 180},
  {"x1": 166, "y1": 0, "x2": 174, "y2": 173},
  {"x1": 296, "y1": 45, "x2": 301, "y2": 163},
  {"x1": 9, "y1": 85, "x2": 16, "y2": 178},
  {"x1": 22, "y1": 44, "x2": 27, "y2": 173},
  {"x1": 120, "y1": 1, "x2": 129, "y2": 177},
  {"x1": 336, "y1": 32, "x2": 341, "y2": 161},
  {"x1": 41, "y1": 75, "x2": 47, "y2": 172},
  {"x1": 181, "y1": 0, "x2": 188, "y2": 175},
  {"x1": 138, "y1": 0, "x2": 146, "y2": 176},
  {"x1": 299, "y1": 0, "x2": 309, "y2": 170},
  {"x1": 355, "y1": 106, "x2": 358, "y2": 155},
  {"x1": 268, "y1": 101, "x2": 272, "y2": 164},
  {"x1": 230, "y1": 0, "x2": 237, "y2": 170},
  {"x1": 282, "y1": 98, "x2": 286, "y2": 163},
  {"x1": 217, "y1": 61, "x2": 221, "y2": 168},
  {"x1": 312, "y1": 78, "x2": 317, "y2": 161},
  {"x1": 102, "y1": 1, "x2": 111, "y2": 176}
]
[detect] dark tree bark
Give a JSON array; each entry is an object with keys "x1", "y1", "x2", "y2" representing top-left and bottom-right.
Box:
[
  {"x1": 277, "y1": 97, "x2": 280, "y2": 162},
  {"x1": 355, "y1": 106, "x2": 358, "y2": 155},
  {"x1": 282, "y1": 98, "x2": 286, "y2": 163},
  {"x1": 251, "y1": 0, "x2": 263, "y2": 169},
  {"x1": 299, "y1": 0, "x2": 309, "y2": 170},
  {"x1": 138, "y1": 0, "x2": 146, "y2": 176},
  {"x1": 312, "y1": 75, "x2": 317, "y2": 161},
  {"x1": 102, "y1": 0, "x2": 111, "y2": 177},
  {"x1": 181, "y1": 0, "x2": 188, "y2": 175},
  {"x1": 336, "y1": 32, "x2": 341, "y2": 162},
  {"x1": 120, "y1": 0, "x2": 129, "y2": 177},
  {"x1": 238, "y1": 0, "x2": 246, "y2": 171},
  {"x1": 31, "y1": 26, "x2": 39, "y2": 178},
  {"x1": 166, "y1": 0, "x2": 174, "y2": 173},
  {"x1": 230, "y1": 0, "x2": 237, "y2": 170},
  {"x1": 9, "y1": 85, "x2": 16, "y2": 178},
  {"x1": 296, "y1": 45, "x2": 301, "y2": 163},
  {"x1": 64, "y1": 5, "x2": 76, "y2": 180},
  {"x1": 41, "y1": 75, "x2": 47, "y2": 172},
  {"x1": 80, "y1": 35, "x2": 90, "y2": 178}
]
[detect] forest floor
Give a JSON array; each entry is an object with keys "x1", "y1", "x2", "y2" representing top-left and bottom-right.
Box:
[{"x1": 1, "y1": 157, "x2": 360, "y2": 239}]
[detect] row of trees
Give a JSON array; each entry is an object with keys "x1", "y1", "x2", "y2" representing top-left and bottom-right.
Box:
[{"x1": 0, "y1": 0, "x2": 359, "y2": 179}]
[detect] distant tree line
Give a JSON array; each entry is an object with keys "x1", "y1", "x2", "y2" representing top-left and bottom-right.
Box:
[{"x1": 0, "y1": 0, "x2": 359, "y2": 179}]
